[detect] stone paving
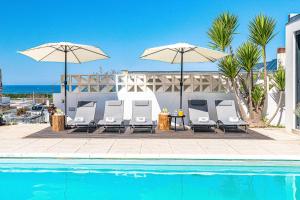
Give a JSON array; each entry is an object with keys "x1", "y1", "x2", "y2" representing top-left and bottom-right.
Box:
[{"x1": 1, "y1": 124, "x2": 300, "y2": 160}]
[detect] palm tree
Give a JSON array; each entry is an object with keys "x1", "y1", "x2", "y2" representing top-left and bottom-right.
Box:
[
  {"x1": 218, "y1": 55, "x2": 247, "y2": 119},
  {"x1": 236, "y1": 42, "x2": 261, "y2": 118},
  {"x1": 249, "y1": 14, "x2": 276, "y2": 97},
  {"x1": 266, "y1": 66, "x2": 285, "y2": 125},
  {"x1": 208, "y1": 12, "x2": 238, "y2": 53}
]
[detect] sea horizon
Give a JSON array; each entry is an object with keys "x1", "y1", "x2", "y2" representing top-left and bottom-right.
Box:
[{"x1": 2, "y1": 85, "x2": 61, "y2": 94}]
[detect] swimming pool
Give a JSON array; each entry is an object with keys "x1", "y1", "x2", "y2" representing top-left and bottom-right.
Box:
[{"x1": 1, "y1": 159, "x2": 300, "y2": 200}]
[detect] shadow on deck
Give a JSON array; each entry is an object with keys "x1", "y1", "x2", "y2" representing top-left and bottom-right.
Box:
[{"x1": 25, "y1": 126, "x2": 272, "y2": 140}]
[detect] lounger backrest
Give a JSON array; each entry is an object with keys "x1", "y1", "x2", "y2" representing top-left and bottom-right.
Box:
[
  {"x1": 215, "y1": 100, "x2": 238, "y2": 121},
  {"x1": 103, "y1": 100, "x2": 124, "y2": 121},
  {"x1": 75, "y1": 101, "x2": 96, "y2": 122},
  {"x1": 132, "y1": 100, "x2": 152, "y2": 121},
  {"x1": 188, "y1": 100, "x2": 209, "y2": 121}
]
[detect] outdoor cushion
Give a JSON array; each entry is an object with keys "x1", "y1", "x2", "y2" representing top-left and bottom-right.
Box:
[
  {"x1": 135, "y1": 100, "x2": 149, "y2": 106},
  {"x1": 216, "y1": 100, "x2": 233, "y2": 106},
  {"x1": 190, "y1": 100, "x2": 207, "y2": 106},
  {"x1": 107, "y1": 100, "x2": 122, "y2": 106},
  {"x1": 98, "y1": 119, "x2": 123, "y2": 125},
  {"x1": 77, "y1": 101, "x2": 95, "y2": 107}
]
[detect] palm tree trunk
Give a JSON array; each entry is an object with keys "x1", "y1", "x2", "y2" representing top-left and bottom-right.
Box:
[
  {"x1": 266, "y1": 91, "x2": 284, "y2": 125},
  {"x1": 231, "y1": 79, "x2": 247, "y2": 120},
  {"x1": 262, "y1": 47, "x2": 267, "y2": 93},
  {"x1": 262, "y1": 46, "x2": 268, "y2": 103},
  {"x1": 248, "y1": 73, "x2": 254, "y2": 119},
  {"x1": 250, "y1": 69, "x2": 254, "y2": 89}
]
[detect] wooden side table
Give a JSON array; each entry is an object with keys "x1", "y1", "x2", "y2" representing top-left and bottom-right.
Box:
[
  {"x1": 52, "y1": 115, "x2": 65, "y2": 132},
  {"x1": 158, "y1": 113, "x2": 170, "y2": 131}
]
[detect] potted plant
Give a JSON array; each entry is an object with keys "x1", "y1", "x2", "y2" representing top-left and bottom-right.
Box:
[{"x1": 47, "y1": 104, "x2": 57, "y2": 126}]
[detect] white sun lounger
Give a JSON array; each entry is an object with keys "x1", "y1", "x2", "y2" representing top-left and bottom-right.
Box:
[
  {"x1": 129, "y1": 100, "x2": 156, "y2": 133},
  {"x1": 67, "y1": 101, "x2": 97, "y2": 133},
  {"x1": 215, "y1": 100, "x2": 248, "y2": 133},
  {"x1": 188, "y1": 100, "x2": 216, "y2": 132},
  {"x1": 98, "y1": 100, "x2": 125, "y2": 133}
]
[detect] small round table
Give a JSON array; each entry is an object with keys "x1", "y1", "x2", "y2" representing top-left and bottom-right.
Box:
[{"x1": 168, "y1": 114, "x2": 185, "y2": 132}]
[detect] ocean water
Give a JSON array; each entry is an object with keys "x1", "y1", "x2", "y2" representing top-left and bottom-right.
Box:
[
  {"x1": 0, "y1": 159, "x2": 300, "y2": 200},
  {"x1": 2, "y1": 85, "x2": 60, "y2": 94}
]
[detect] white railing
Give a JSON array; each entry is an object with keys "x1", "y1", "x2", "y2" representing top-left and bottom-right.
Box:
[{"x1": 61, "y1": 72, "x2": 228, "y2": 93}]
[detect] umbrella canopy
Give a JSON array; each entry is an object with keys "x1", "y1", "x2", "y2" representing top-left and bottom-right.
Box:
[
  {"x1": 140, "y1": 42, "x2": 227, "y2": 109},
  {"x1": 19, "y1": 42, "x2": 109, "y2": 63},
  {"x1": 19, "y1": 42, "x2": 109, "y2": 126}
]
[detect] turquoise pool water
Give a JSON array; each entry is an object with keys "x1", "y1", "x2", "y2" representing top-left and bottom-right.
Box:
[{"x1": 1, "y1": 159, "x2": 300, "y2": 200}]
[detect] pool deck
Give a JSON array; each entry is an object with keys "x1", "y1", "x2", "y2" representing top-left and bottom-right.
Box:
[{"x1": 1, "y1": 124, "x2": 300, "y2": 160}]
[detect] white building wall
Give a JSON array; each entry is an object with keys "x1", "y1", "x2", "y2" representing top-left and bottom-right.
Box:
[
  {"x1": 285, "y1": 16, "x2": 300, "y2": 131},
  {"x1": 266, "y1": 89, "x2": 285, "y2": 126}
]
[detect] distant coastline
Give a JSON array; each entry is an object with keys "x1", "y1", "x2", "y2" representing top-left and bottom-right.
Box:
[{"x1": 2, "y1": 85, "x2": 60, "y2": 94}]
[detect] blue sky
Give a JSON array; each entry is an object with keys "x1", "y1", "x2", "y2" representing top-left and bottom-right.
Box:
[{"x1": 0, "y1": 0, "x2": 299, "y2": 85}]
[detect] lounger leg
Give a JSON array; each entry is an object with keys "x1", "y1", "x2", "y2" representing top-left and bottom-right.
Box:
[{"x1": 182, "y1": 117, "x2": 185, "y2": 130}]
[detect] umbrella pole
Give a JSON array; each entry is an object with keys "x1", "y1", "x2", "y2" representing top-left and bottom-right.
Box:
[
  {"x1": 64, "y1": 47, "x2": 67, "y2": 127},
  {"x1": 180, "y1": 50, "x2": 183, "y2": 109}
]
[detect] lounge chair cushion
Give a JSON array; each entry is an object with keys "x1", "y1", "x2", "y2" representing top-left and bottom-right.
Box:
[
  {"x1": 67, "y1": 101, "x2": 97, "y2": 126},
  {"x1": 216, "y1": 100, "x2": 233, "y2": 106},
  {"x1": 98, "y1": 100, "x2": 124, "y2": 126},
  {"x1": 188, "y1": 100, "x2": 214, "y2": 125},
  {"x1": 190, "y1": 100, "x2": 207, "y2": 106},
  {"x1": 215, "y1": 100, "x2": 243, "y2": 123},
  {"x1": 98, "y1": 119, "x2": 123, "y2": 126},
  {"x1": 130, "y1": 100, "x2": 154, "y2": 128},
  {"x1": 107, "y1": 101, "x2": 122, "y2": 106},
  {"x1": 135, "y1": 100, "x2": 149, "y2": 106},
  {"x1": 77, "y1": 101, "x2": 95, "y2": 107}
]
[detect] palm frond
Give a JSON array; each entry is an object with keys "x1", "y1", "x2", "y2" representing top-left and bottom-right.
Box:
[
  {"x1": 207, "y1": 12, "x2": 238, "y2": 52},
  {"x1": 236, "y1": 41, "x2": 261, "y2": 73},
  {"x1": 273, "y1": 66, "x2": 285, "y2": 91},
  {"x1": 218, "y1": 55, "x2": 240, "y2": 80},
  {"x1": 249, "y1": 14, "x2": 276, "y2": 47}
]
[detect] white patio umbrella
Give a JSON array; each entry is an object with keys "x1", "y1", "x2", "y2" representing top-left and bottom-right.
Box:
[
  {"x1": 140, "y1": 42, "x2": 227, "y2": 109},
  {"x1": 19, "y1": 42, "x2": 109, "y2": 125}
]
